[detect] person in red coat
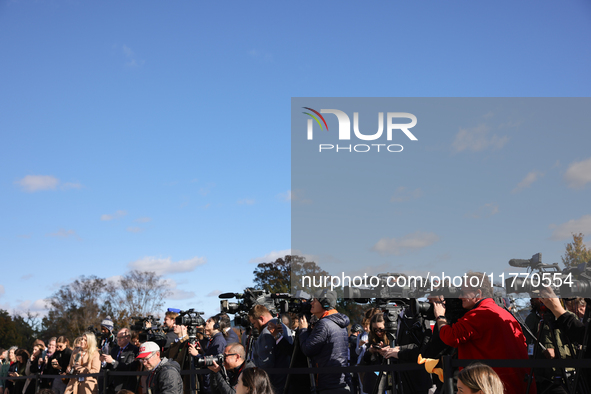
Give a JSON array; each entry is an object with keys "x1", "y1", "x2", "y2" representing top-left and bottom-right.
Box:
[{"x1": 433, "y1": 272, "x2": 536, "y2": 394}]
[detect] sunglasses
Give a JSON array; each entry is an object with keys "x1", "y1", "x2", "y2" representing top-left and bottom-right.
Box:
[{"x1": 372, "y1": 327, "x2": 385, "y2": 333}]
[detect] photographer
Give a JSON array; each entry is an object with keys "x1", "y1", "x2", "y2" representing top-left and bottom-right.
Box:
[
  {"x1": 188, "y1": 315, "x2": 227, "y2": 394},
  {"x1": 164, "y1": 320, "x2": 193, "y2": 394},
  {"x1": 299, "y1": 290, "x2": 350, "y2": 394},
  {"x1": 247, "y1": 305, "x2": 292, "y2": 394},
  {"x1": 100, "y1": 328, "x2": 139, "y2": 394},
  {"x1": 208, "y1": 343, "x2": 254, "y2": 394},
  {"x1": 433, "y1": 272, "x2": 533, "y2": 394},
  {"x1": 540, "y1": 286, "x2": 591, "y2": 389}
]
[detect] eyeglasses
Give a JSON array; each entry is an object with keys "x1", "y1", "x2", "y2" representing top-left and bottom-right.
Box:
[
  {"x1": 372, "y1": 328, "x2": 385, "y2": 333},
  {"x1": 139, "y1": 353, "x2": 156, "y2": 363},
  {"x1": 223, "y1": 353, "x2": 239, "y2": 358}
]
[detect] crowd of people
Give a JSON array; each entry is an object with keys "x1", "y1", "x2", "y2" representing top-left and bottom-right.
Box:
[{"x1": 1, "y1": 272, "x2": 589, "y2": 394}]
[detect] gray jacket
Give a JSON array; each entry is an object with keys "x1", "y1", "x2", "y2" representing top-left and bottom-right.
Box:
[{"x1": 149, "y1": 358, "x2": 183, "y2": 394}]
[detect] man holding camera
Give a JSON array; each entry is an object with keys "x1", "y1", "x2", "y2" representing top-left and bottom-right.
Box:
[
  {"x1": 137, "y1": 341, "x2": 183, "y2": 394},
  {"x1": 299, "y1": 290, "x2": 350, "y2": 394},
  {"x1": 101, "y1": 328, "x2": 139, "y2": 394},
  {"x1": 433, "y1": 272, "x2": 534, "y2": 394},
  {"x1": 208, "y1": 343, "x2": 254, "y2": 394}
]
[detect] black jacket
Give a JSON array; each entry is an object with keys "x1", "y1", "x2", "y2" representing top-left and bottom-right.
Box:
[
  {"x1": 211, "y1": 360, "x2": 255, "y2": 394},
  {"x1": 299, "y1": 312, "x2": 350, "y2": 391},
  {"x1": 149, "y1": 358, "x2": 183, "y2": 394},
  {"x1": 103, "y1": 342, "x2": 139, "y2": 394}
]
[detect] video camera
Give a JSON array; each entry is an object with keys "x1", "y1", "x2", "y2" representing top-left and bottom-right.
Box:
[
  {"x1": 175, "y1": 309, "x2": 205, "y2": 345},
  {"x1": 130, "y1": 315, "x2": 167, "y2": 345},
  {"x1": 504, "y1": 252, "x2": 591, "y2": 297}
]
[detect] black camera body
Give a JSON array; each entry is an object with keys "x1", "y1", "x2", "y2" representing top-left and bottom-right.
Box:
[{"x1": 175, "y1": 309, "x2": 206, "y2": 345}]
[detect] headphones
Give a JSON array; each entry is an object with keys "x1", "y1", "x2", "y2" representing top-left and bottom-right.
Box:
[{"x1": 213, "y1": 317, "x2": 220, "y2": 330}]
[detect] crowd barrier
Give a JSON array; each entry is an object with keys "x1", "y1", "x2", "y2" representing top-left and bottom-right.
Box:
[{"x1": 2, "y1": 357, "x2": 591, "y2": 394}]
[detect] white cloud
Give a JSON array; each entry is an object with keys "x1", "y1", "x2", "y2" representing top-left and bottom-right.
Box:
[
  {"x1": 163, "y1": 279, "x2": 196, "y2": 300},
  {"x1": 466, "y1": 203, "x2": 499, "y2": 219},
  {"x1": 206, "y1": 290, "x2": 222, "y2": 297},
  {"x1": 15, "y1": 175, "x2": 59, "y2": 192},
  {"x1": 17, "y1": 299, "x2": 49, "y2": 313},
  {"x1": 135, "y1": 217, "x2": 152, "y2": 223},
  {"x1": 564, "y1": 157, "x2": 591, "y2": 189},
  {"x1": 127, "y1": 227, "x2": 143, "y2": 233},
  {"x1": 550, "y1": 215, "x2": 591, "y2": 241},
  {"x1": 168, "y1": 289, "x2": 196, "y2": 300},
  {"x1": 452, "y1": 124, "x2": 509, "y2": 152},
  {"x1": 249, "y1": 249, "x2": 292, "y2": 264},
  {"x1": 128, "y1": 256, "x2": 207, "y2": 275},
  {"x1": 0, "y1": 285, "x2": 4, "y2": 297},
  {"x1": 513, "y1": 171, "x2": 544, "y2": 193},
  {"x1": 105, "y1": 275, "x2": 123, "y2": 284},
  {"x1": 278, "y1": 190, "x2": 292, "y2": 201},
  {"x1": 15, "y1": 175, "x2": 83, "y2": 192},
  {"x1": 121, "y1": 44, "x2": 145, "y2": 67},
  {"x1": 390, "y1": 186, "x2": 422, "y2": 202},
  {"x1": 238, "y1": 199, "x2": 255, "y2": 205},
  {"x1": 101, "y1": 210, "x2": 128, "y2": 221},
  {"x1": 291, "y1": 189, "x2": 312, "y2": 204},
  {"x1": 371, "y1": 232, "x2": 439, "y2": 255},
  {"x1": 46, "y1": 229, "x2": 78, "y2": 238},
  {"x1": 62, "y1": 182, "x2": 83, "y2": 190}
]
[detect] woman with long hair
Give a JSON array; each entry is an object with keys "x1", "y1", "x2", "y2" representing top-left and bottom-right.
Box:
[
  {"x1": 236, "y1": 367, "x2": 274, "y2": 394},
  {"x1": 7, "y1": 349, "x2": 29, "y2": 394},
  {"x1": 360, "y1": 313, "x2": 390, "y2": 394},
  {"x1": 457, "y1": 363, "x2": 504, "y2": 394},
  {"x1": 64, "y1": 333, "x2": 100, "y2": 394},
  {"x1": 2, "y1": 347, "x2": 18, "y2": 394}
]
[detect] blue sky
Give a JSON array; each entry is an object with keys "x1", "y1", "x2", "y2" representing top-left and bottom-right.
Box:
[{"x1": 1, "y1": 1, "x2": 590, "y2": 318}]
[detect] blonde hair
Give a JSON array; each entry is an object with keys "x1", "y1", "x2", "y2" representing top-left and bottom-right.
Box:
[
  {"x1": 458, "y1": 363, "x2": 504, "y2": 394},
  {"x1": 83, "y1": 332, "x2": 98, "y2": 360}
]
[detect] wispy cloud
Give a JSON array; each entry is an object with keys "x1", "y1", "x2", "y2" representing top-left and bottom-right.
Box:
[
  {"x1": 101, "y1": 210, "x2": 128, "y2": 221},
  {"x1": 278, "y1": 190, "x2": 292, "y2": 202},
  {"x1": 249, "y1": 249, "x2": 292, "y2": 264},
  {"x1": 452, "y1": 124, "x2": 508, "y2": 152},
  {"x1": 21, "y1": 274, "x2": 33, "y2": 280},
  {"x1": 390, "y1": 186, "x2": 422, "y2": 202},
  {"x1": 46, "y1": 229, "x2": 79, "y2": 239},
  {"x1": 128, "y1": 256, "x2": 207, "y2": 276},
  {"x1": 564, "y1": 157, "x2": 591, "y2": 189},
  {"x1": 135, "y1": 217, "x2": 152, "y2": 223},
  {"x1": 238, "y1": 199, "x2": 255, "y2": 205},
  {"x1": 17, "y1": 299, "x2": 49, "y2": 313},
  {"x1": 164, "y1": 279, "x2": 196, "y2": 300},
  {"x1": 206, "y1": 290, "x2": 222, "y2": 297},
  {"x1": 0, "y1": 285, "x2": 4, "y2": 297},
  {"x1": 18, "y1": 234, "x2": 32, "y2": 239},
  {"x1": 513, "y1": 171, "x2": 544, "y2": 193},
  {"x1": 466, "y1": 203, "x2": 499, "y2": 219},
  {"x1": 15, "y1": 175, "x2": 83, "y2": 192},
  {"x1": 549, "y1": 215, "x2": 591, "y2": 241},
  {"x1": 371, "y1": 232, "x2": 439, "y2": 255},
  {"x1": 121, "y1": 44, "x2": 145, "y2": 67},
  {"x1": 15, "y1": 175, "x2": 59, "y2": 192},
  {"x1": 291, "y1": 189, "x2": 312, "y2": 204},
  {"x1": 127, "y1": 227, "x2": 143, "y2": 233}
]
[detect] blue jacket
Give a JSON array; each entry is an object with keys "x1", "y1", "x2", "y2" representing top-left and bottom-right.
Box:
[{"x1": 299, "y1": 312, "x2": 350, "y2": 391}]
